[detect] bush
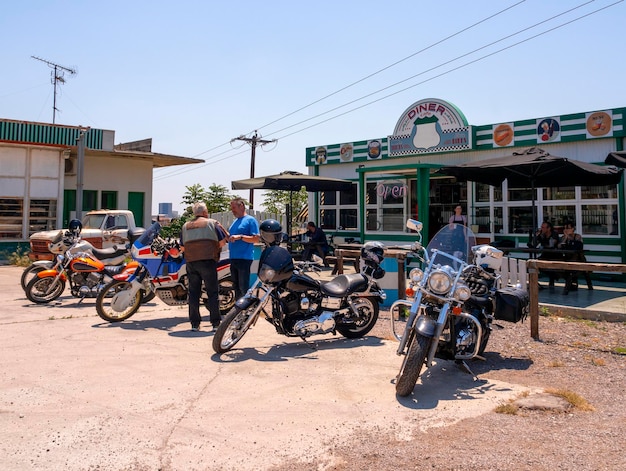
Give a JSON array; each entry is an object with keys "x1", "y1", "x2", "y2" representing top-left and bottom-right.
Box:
[{"x1": 2, "y1": 246, "x2": 32, "y2": 267}]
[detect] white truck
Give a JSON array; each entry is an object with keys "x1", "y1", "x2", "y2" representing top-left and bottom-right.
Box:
[{"x1": 29, "y1": 210, "x2": 143, "y2": 261}]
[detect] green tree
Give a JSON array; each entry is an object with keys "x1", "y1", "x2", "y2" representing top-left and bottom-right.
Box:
[
  {"x1": 262, "y1": 188, "x2": 308, "y2": 235},
  {"x1": 161, "y1": 183, "x2": 238, "y2": 238}
]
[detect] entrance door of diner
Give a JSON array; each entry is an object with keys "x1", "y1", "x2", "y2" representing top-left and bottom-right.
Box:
[{"x1": 428, "y1": 177, "x2": 466, "y2": 241}]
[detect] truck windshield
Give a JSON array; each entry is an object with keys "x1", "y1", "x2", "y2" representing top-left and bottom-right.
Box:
[{"x1": 82, "y1": 214, "x2": 105, "y2": 229}]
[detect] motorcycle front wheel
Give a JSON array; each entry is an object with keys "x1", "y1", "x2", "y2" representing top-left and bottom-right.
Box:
[
  {"x1": 25, "y1": 275, "x2": 66, "y2": 304},
  {"x1": 96, "y1": 279, "x2": 142, "y2": 322},
  {"x1": 395, "y1": 332, "x2": 430, "y2": 397},
  {"x1": 336, "y1": 296, "x2": 379, "y2": 338},
  {"x1": 21, "y1": 263, "x2": 52, "y2": 291},
  {"x1": 212, "y1": 303, "x2": 259, "y2": 354}
]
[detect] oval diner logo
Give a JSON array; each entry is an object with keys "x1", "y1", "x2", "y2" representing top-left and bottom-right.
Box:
[{"x1": 393, "y1": 98, "x2": 467, "y2": 136}]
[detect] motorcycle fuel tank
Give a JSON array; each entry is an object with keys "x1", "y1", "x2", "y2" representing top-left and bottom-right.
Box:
[{"x1": 286, "y1": 272, "x2": 320, "y2": 293}]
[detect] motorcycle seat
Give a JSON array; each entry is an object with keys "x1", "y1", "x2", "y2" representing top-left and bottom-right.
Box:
[
  {"x1": 320, "y1": 273, "x2": 367, "y2": 296},
  {"x1": 91, "y1": 246, "x2": 129, "y2": 261},
  {"x1": 105, "y1": 264, "x2": 127, "y2": 275}
]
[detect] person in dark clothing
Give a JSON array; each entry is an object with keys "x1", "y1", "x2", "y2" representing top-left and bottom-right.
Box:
[
  {"x1": 301, "y1": 221, "x2": 329, "y2": 262},
  {"x1": 532, "y1": 221, "x2": 561, "y2": 287},
  {"x1": 559, "y1": 221, "x2": 592, "y2": 293},
  {"x1": 181, "y1": 202, "x2": 227, "y2": 332}
]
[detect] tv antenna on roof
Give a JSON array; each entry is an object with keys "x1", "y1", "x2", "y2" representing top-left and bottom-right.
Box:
[{"x1": 31, "y1": 55, "x2": 77, "y2": 124}]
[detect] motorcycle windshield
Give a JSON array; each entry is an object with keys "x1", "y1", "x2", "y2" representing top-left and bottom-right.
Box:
[
  {"x1": 426, "y1": 223, "x2": 477, "y2": 264},
  {"x1": 135, "y1": 221, "x2": 162, "y2": 249}
]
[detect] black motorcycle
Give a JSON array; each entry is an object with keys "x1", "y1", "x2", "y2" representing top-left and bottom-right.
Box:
[{"x1": 212, "y1": 219, "x2": 387, "y2": 354}]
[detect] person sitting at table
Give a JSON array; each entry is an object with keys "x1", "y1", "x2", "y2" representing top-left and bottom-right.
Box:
[
  {"x1": 559, "y1": 221, "x2": 592, "y2": 293},
  {"x1": 533, "y1": 221, "x2": 561, "y2": 287},
  {"x1": 301, "y1": 221, "x2": 330, "y2": 263}
]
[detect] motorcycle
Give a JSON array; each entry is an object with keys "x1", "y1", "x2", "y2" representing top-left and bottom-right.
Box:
[
  {"x1": 390, "y1": 219, "x2": 528, "y2": 397},
  {"x1": 212, "y1": 219, "x2": 387, "y2": 354},
  {"x1": 24, "y1": 229, "x2": 143, "y2": 304},
  {"x1": 94, "y1": 221, "x2": 236, "y2": 322}
]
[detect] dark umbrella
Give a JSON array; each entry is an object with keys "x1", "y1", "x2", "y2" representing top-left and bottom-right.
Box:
[
  {"x1": 440, "y1": 147, "x2": 623, "y2": 233},
  {"x1": 232, "y1": 170, "x2": 353, "y2": 236},
  {"x1": 605, "y1": 150, "x2": 626, "y2": 168}
]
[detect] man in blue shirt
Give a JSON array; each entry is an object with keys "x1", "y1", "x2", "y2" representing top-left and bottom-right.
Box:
[{"x1": 228, "y1": 198, "x2": 260, "y2": 299}]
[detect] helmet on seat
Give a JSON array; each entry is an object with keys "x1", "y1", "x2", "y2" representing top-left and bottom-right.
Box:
[
  {"x1": 259, "y1": 219, "x2": 283, "y2": 246},
  {"x1": 360, "y1": 241, "x2": 385, "y2": 265},
  {"x1": 473, "y1": 244, "x2": 503, "y2": 270},
  {"x1": 68, "y1": 219, "x2": 83, "y2": 236}
]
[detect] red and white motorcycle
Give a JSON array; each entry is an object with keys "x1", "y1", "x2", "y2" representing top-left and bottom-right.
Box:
[{"x1": 95, "y1": 222, "x2": 235, "y2": 322}]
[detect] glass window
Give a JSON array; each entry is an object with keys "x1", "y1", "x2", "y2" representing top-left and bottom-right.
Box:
[
  {"x1": 319, "y1": 190, "x2": 336, "y2": 206},
  {"x1": 493, "y1": 207, "x2": 503, "y2": 233},
  {"x1": 474, "y1": 207, "x2": 491, "y2": 232},
  {"x1": 476, "y1": 183, "x2": 490, "y2": 203},
  {"x1": 29, "y1": 199, "x2": 57, "y2": 236},
  {"x1": 339, "y1": 184, "x2": 357, "y2": 205},
  {"x1": 83, "y1": 190, "x2": 98, "y2": 211},
  {"x1": 542, "y1": 186, "x2": 575, "y2": 200},
  {"x1": 339, "y1": 209, "x2": 357, "y2": 230},
  {"x1": 509, "y1": 206, "x2": 533, "y2": 234},
  {"x1": 366, "y1": 209, "x2": 378, "y2": 231},
  {"x1": 382, "y1": 208, "x2": 404, "y2": 231},
  {"x1": 101, "y1": 191, "x2": 118, "y2": 209},
  {"x1": 581, "y1": 184, "x2": 617, "y2": 199},
  {"x1": 582, "y1": 204, "x2": 618, "y2": 235},
  {"x1": 508, "y1": 187, "x2": 533, "y2": 201},
  {"x1": 0, "y1": 198, "x2": 23, "y2": 239},
  {"x1": 320, "y1": 209, "x2": 336, "y2": 230},
  {"x1": 543, "y1": 205, "x2": 575, "y2": 229},
  {"x1": 366, "y1": 183, "x2": 377, "y2": 205}
]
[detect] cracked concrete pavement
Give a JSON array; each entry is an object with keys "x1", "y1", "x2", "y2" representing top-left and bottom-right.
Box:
[{"x1": 0, "y1": 265, "x2": 532, "y2": 470}]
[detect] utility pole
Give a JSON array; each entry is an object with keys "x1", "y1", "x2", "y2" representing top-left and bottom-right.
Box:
[
  {"x1": 31, "y1": 56, "x2": 77, "y2": 124},
  {"x1": 231, "y1": 131, "x2": 276, "y2": 210}
]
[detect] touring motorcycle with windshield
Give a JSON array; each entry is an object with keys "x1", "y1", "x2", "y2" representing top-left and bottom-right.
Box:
[
  {"x1": 390, "y1": 219, "x2": 528, "y2": 397},
  {"x1": 94, "y1": 221, "x2": 235, "y2": 322},
  {"x1": 212, "y1": 219, "x2": 387, "y2": 354}
]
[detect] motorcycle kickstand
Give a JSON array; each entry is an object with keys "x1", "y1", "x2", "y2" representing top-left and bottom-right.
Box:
[
  {"x1": 300, "y1": 337, "x2": 318, "y2": 350},
  {"x1": 458, "y1": 360, "x2": 479, "y2": 381}
]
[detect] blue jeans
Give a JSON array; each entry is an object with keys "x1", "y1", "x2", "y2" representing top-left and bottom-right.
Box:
[
  {"x1": 230, "y1": 258, "x2": 252, "y2": 300},
  {"x1": 186, "y1": 259, "x2": 220, "y2": 328}
]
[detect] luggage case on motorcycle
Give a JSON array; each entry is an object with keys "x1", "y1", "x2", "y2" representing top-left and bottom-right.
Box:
[{"x1": 494, "y1": 287, "x2": 529, "y2": 323}]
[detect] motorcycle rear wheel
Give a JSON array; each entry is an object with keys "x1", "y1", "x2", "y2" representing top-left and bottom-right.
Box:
[
  {"x1": 25, "y1": 275, "x2": 66, "y2": 304},
  {"x1": 212, "y1": 303, "x2": 258, "y2": 354},
  {"x1": 96, "y1": 279, "x2": 142, "y2": 322},
  {"x1": 395, "y1": 332, "x2": 430, "y2": 397},
  {"x1": 336, "y1": 296, "x2": 379, "y2": 338},
  {"x1": 21, "y1": 263, "x2": 52, "y2": 291}
]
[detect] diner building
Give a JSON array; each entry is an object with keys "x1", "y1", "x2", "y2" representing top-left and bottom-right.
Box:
[{"x1": 306, "y1": 98, "x2": 625, "y2": 265}]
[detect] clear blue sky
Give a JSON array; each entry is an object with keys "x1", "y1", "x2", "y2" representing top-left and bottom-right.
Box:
[{"x1": 2, "y1": 0, "x2": 624, "y2": 215}]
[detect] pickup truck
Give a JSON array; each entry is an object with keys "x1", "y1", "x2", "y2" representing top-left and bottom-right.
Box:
[{"x1": 29, "y1": 210, "x2": 144, "y2": 261}]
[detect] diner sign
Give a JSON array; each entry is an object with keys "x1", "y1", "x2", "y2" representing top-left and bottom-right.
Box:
[{"x1": 388, "y1": 98, "x2": 471, "y2": 156}]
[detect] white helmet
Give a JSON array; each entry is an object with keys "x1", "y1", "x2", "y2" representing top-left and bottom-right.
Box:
[{"x1": 473, "y1": 244, "x2": 503, "y2": 270}]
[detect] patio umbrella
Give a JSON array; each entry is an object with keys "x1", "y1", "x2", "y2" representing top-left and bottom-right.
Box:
[
  {"x1": 605, "y1": 150, "x2": 626, "y2": 168},
  {"x1": 440, "y1": 147, "x2": 623, "y2": 233},
  {"x1": 232, "y1": 170, "x2": 353, "y2": 236}
]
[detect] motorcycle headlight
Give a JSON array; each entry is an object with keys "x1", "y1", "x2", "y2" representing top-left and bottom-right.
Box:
[
  {"x1": 258, "y1": 265, "x2": 276, "y2": 283},
  {"x1": 428, "y1": 270, "x2": 452, "y2": 295},
  {"x1": 454, "y1": 283, "x2": 472, "y2": 301},
  {"x1": 409, "y1": 268, "x2": 424, "y2": 283}
]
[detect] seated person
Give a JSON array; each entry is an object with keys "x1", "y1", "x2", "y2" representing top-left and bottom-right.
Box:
[
  {"x1": 301, "y1": 221, "x2": 330, "y2": 262},
  {"x1": 559, "y1": 222, "x2": 592, "y2": 292}
]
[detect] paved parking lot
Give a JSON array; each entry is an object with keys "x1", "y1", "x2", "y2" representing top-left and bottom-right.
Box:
[{"x1": 0, "y1": 265, "x2": 531, "y2": 470}]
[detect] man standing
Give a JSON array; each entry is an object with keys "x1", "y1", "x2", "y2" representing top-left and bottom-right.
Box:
[
  {"x1": 228, "y1": 198, "x2": 260, "y2": 299},
  {"x1": 181, "y1": 202, "x2": 227, "y2": 331}
]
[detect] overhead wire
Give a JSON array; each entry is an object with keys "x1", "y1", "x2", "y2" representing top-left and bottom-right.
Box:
[{"x1": 154, "y1": 0, "x2": 620, "y2": 182}]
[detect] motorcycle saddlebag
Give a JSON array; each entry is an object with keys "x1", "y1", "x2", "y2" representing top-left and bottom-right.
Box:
[{"x1": 494, "y1": 287, "x2": 529, "y2": 323}]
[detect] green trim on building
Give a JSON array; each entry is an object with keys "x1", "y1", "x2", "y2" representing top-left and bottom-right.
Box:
[{"x1": 0, "y1": 120, "x2": 104, "y2": 149}]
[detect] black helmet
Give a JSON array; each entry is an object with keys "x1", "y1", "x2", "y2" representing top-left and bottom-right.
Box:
[
  {"x1": 259, "y1": 219, "x2": 283, "y2": 246},
  {"x1": 360, "y1": 241, "x2": 385, "y2": 265},
  {"x1": 68, "y1": 219, "x2": 83, "y2": 235}
]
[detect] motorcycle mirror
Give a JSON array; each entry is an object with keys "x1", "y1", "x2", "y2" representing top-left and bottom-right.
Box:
[{"x1": 406, "y1": 219, "x2": 423, "y2": 233}]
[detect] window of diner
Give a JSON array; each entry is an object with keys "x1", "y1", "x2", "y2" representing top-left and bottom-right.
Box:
[
  {"x1": 474, "y1": 207, "x2": 504, "y2": 233},
  {"x1": 542, "y1": 186, "x2": 575, "y2": 200},
  {"x1": 542, "y1": 205, "x2": 575, "y2": 229},
  {"x1": 581, "y1": 184, "x2": 617, "y2": 199},
  {"x1": 582, "y1": 204, "x2": 618, "y2": 235},
  {"x1": 320, "y1": 208, "x2": 336, "y2": 230},
  {"x1": 318, "y1": 183, "x2": 358, "y2": 230},
  {"x1": 508, "y1": 206, "x2": 533, "y2": 234},
  {"x1": 29, "y1": 199, "x2": 57, "y2": 236},
  {"x1": 365, "y1": 179, "x2": 407, "y2": 232},
  {"x1": 475, "y1": 182, "x2": 502, "y2": 202},
  {"x1": 508, "y1": 186, "x2": 534, "y2": 201},
  {"x1": 0, "y1": 198, "x2": 24, "y2": 239}
]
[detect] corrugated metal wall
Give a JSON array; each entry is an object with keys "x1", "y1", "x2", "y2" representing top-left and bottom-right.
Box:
[{"x1": 0, "y1": 120, "x2": 103, "y2": 149}]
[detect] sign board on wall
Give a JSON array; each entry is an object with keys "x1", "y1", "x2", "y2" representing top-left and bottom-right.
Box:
[{"x1": 388, "y1": 98, "x2": 471, "y2": 156}]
